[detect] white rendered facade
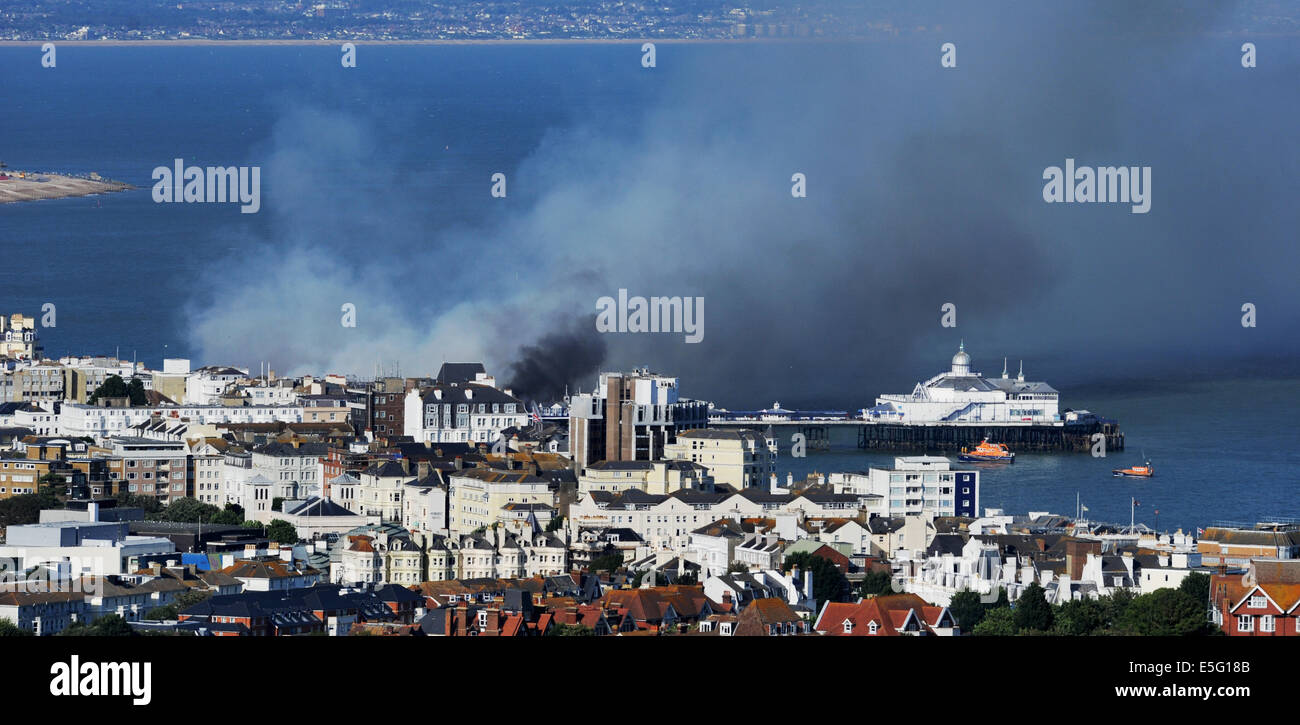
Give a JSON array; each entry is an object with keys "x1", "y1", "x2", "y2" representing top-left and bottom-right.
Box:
[
  {"x1": 828, "y1": 456, "x2": 979, "y2": 519},
  {"x1": 59, "y1": 402, "x2": 305, "y2": 440},
  {"x1": 871, "y1": 343, "x2": 1061, "y2": 425}
]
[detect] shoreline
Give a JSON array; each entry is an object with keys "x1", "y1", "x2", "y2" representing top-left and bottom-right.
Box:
[
  {"x1": 0, "y1": 173, "x2": 134, "y2": 205},
  {"x1": 0, "y1": 30, "x2": 1287, "y2": 47},
  {"x1": 0, "y1": 37, "x2": 845, "y2": 47}
]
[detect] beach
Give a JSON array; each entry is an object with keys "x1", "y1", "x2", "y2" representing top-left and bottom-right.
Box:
[{"x1": 0, "y1": 172, "x2": 133, "y2": 204}]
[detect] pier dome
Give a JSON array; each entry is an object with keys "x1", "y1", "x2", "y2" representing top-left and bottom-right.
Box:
[{"x1": 950, "y1": 341, "x2": 971, "y2": 375}]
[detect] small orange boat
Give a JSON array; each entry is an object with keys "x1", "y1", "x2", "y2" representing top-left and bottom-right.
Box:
[
  {"x1": 958, "y1": 439, "x2": 1015, "y2": 463},
  {"x1": 1112, "y1": 461, "x2": 1154, "y2": 478}
]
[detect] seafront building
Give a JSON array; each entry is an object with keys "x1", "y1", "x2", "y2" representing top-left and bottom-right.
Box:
[
  {"x1": 828, "y1": 456, "x2": 979, "y2": 519},
  {"x1": 59, "y1": 401, "x2": 309, "y2": 441},
  {"x1": 0, "y1": 313, "x2": 42, "y2": 360},
  {"x1": 578, "y1": 459, "x2": 713, "y2": 495},
  {"x1": 568, "y1": 370, "x2": 710, "y2": 469},
  {"x1": 867, "y1": 343, "x2": 1061, "y2": 425},
  {"x1": 662, "y1": 428, "x2": 777, "y2": 490},
  {"x1": 402, "y1": 381, "x2": 529, "y2": 445}
]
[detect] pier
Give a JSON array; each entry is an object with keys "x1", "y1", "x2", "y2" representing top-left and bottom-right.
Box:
[
  {"x1": 710, "y1": 413, "x2": 1123, "y2": 453},
  {"x1": 854, "y1": 420, "x2": 1123, "y2": 453}
]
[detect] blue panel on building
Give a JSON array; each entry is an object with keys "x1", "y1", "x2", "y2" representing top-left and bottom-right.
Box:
[
  {"x1": 180, "y1": 552, "x2": 211, "y2": 571},
  {"x1": 955, "y1": 472, "x2": 977, "y2": 517}
]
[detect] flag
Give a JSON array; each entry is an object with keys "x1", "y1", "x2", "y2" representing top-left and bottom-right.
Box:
[
  {"x1": 1197, "y1": 527, "x2": 1205, "y2": 536},
  {"x1": 1154, "y1": 509, "x2": 1160, "y2": 515},
  {"x1": 1081, "y1": 505, "x2": 1089, "y2": 512},
  {"x1": 1134, "y1": 500, "x2": 1141, "y2": 507}
]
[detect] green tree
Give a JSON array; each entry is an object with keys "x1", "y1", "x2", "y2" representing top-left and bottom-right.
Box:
[
  {"x1": 589, "y1": 552, "x2": 625, "y2": 572},
  {"x1": 858, "y1": 569, "x2": 895, "y2": 598},
  {"x1": 61, "y1": 614, "x2": 136, "y2": 637},
  {"x1": 125, "y1": 377, "x2": 148, "y2": 406},
  {"x1": 548, "y1": 623, "x2": 596, "y2": 636},
  {"x1": 1098, "y1": 588, "x2": 1136, "y2": 630},
  {"x1": 1120, "y1": 589, "x2": 1211, "y2": 636},
  {"x1": 88, "y1": 375, "x2": 147, "y2": 406},
  {"x1": 1013, "y1": 582, "x2": 1054, "y2": 632},
  {"x1": 271, "y1": 497, "x2": 284, "y2": 513},
  {"x1": 546, "y1": 515, "x2": 564, "y2": 532},
  {"x1": 985, "y1": 586, "x2": 1010, "y2": 610},
  {"x1": 782, "y1": 551, "x2": 848, "y2": 605},
  {"x1": 211, "y1": 507, "x2": 244, "y2": 526},
  {"x1": 38, "y1": 471, "x2": 65, "y2": 497},
  {"x1": 115, "y1": 491, "x2": 163, "y2": 515},
  {"x1": 1178, "y1": 572, "x2": 1211, "y2": 609},
  {"x1": 145, "y1": 588, "x2": 214, "y2": 621},
  {"x1": 726, "y1": 561, "x2": 749, "y2": 574},
  {"x1": 0, "y1": 619, "x2": 33, "y2": 637},
  {"x1": 0, "y1": 492, "x2": 62, "y2": 527},
  {"x1": 156, "y1": 497, "x2": 220, "y2": 523},
  {"x1": 175, "y1": 588, "x2": 214, "y2": 609},
  {"x1": 87, "y1": 375, "x2": 130, "y2": 404},
  {"x1": 972, "y1": 606, "x2": 1018, "y2": 636},
  {"x1": 1053, "y1": 597, "x2": 1106, "y2": 636},
  {"x1": 266, "y1": 519, "x2": 299, "y2": 545},
  {"x1": 674, "y1": 570, "x2": 697, "y2": 585},
  {"x1": 145, "y1": 605, "x2": 177, "y2": 621},
  {"x1": 948, "y1": 589, "x2": 987, "y2": 631}
]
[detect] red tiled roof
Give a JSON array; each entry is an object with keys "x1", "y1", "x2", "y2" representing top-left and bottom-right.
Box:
[{"x1": 815, "y1": 594, "x2": 949, "y2": 636}]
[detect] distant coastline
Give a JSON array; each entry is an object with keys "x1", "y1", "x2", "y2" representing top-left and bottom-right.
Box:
[
  {"x1": 0, "y1": 172, "x2": 134, "y2": 204},
  {"x1": 0, "y1": 37, "x2": 845, "y2": 47}
]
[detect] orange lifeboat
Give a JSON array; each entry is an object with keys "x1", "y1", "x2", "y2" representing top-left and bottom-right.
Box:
[
  {"x1": 1112, "y1": 461, "x2": 1154, "y2": 478},
  {"x1": 958, "y1": 439, "x2": 1015, "y2": 463}
]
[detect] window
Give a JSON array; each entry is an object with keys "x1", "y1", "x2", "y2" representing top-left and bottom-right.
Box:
[
  {"x1": 1261, "y1": 615, "x2": 1275, "y2": 632},
  {"x1": 1249, "y1": 595, "x2": 1266, "y2": 609},
  {"x1": 868, "y1": 621, "x2": 878, "y2": 634},
  {"x1": 1238, "y1": 615, "x2": 1254, "y2": 632},
  {"x1": 843, "y1": 620, "x2": 853, "y2": 633}
]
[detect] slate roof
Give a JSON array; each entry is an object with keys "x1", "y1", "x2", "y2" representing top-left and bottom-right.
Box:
[
  {"x1": 435, "y1": 362, "x2": 486, "y2": 385},
  {"x1": 284, "y1": 496, "x2": 361, "y2": 518},
  {"x1": 254, "y1": 441, "x2": 330, "y2": 457}
]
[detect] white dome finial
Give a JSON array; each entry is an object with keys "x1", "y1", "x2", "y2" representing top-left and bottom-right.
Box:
[{"x1": 950, "y1": 342, "x2": 971, "y2": 375}]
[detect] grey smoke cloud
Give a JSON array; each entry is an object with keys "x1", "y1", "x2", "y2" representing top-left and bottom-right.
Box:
[{"x1": 185, "y1": 2, "x2": 1299, "y2": 407}]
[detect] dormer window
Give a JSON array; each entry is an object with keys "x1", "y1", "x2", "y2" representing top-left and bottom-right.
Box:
[
  {"x1": 868, "y1": 621, "x2": 878, "y2": 634},
  {"x1": 843, "y1": 620, "x2": 853, "y2": 633}
]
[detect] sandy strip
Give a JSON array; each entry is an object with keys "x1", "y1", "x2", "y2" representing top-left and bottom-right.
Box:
[{"x1": 0, "y1": 174, "x2": 133, "y2": 204}]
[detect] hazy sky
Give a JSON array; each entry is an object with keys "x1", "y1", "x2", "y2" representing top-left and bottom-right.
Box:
[{"x1": 176, "y1": 2, "x2": 1299, "y2": 407}]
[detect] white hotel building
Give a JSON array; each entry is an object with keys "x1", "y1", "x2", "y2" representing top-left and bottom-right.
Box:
[
  {"x1": 403, "y1": 383, "x2": 528, "y2": 445},
  {"x1": 58, "y1": 402, "x2": 306, "y2": 441},
  {"x1": 868, "y1": 343, "x2": 1061, "y2": 425},
  {"x1": 828, "y1": 456, "x2": 980, "y2": 519}
]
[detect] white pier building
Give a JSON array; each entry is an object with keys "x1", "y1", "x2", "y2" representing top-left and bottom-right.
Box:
[{"x1": 866, "y1": 343, "x2": 1061, "y2": 425}]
